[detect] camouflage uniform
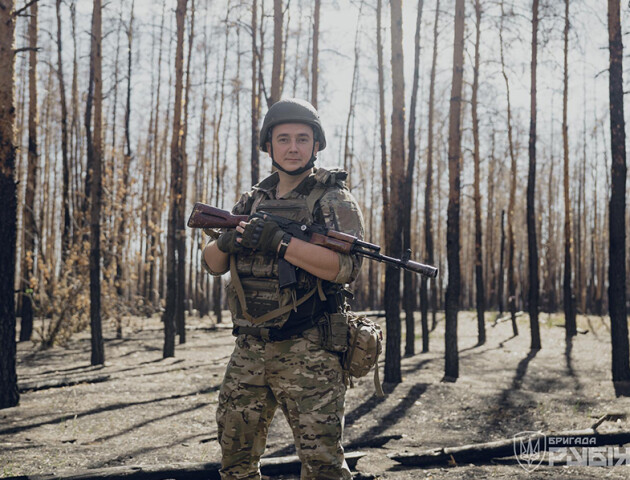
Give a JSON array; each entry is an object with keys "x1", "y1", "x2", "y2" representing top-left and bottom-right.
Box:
[{"x1": 204, "y1": 167, "x2": 364, "y2": 480}]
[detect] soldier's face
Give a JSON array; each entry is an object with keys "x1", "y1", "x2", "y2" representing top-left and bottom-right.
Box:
[{"x1": 267, "y1": 123, "x2": 319, "y2": 173}]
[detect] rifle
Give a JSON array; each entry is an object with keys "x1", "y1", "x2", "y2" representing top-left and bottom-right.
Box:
[{"x1": 187, "y1": 202, "x2": 438, "y2": 285}]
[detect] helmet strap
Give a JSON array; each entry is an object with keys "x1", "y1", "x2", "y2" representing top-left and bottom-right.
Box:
[{"x1": 269, "y1": 143, "x2": 317, "y2": 176}]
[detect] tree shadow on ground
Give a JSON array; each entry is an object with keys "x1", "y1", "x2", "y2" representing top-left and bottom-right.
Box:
[
  {"x1": 0, "y1": 384, "x2": 220, "y2": 436},
  {"x1": 267, "y1": 383, "x2": 428, "y2": 458}
]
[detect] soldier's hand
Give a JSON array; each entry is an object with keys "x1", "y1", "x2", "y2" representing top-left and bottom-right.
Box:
[
  {"x1": 216, "y1": 230, "x2": 245, "y2": 255},
  {"x1": 239, "y1": 217, "x2": 285, "y2": 255}
]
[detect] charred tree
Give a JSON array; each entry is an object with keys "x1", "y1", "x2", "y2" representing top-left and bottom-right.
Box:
[
  {"x1": 563, "y1": 0, "x2": 576, "y2": 337},
  {"x1": 19, "y1": 0, "x2": 38, "y2": 342},
  {"x1": 421, "y1": 0, "x2": 440, "y2": 351},
  {"x1": 163, "y1": 0, "x2": 188, "y2": 358},
  {"x1": 376, "y1": 0, "x2": 388, "y2": 239},
  {"x1": 444, "y1": 0, "x2": 466, "y2": 381},
  {"x1": 270, "y1": 0, "x2": 284, "y2": 105},
  {"x1": 404, "y1": 0, "x2": 424, "y2": 357},
  {"x1": 607, "y1": 0, "x2": 629, "y2": 382},
  {"x1": 527, "y1": 0, "x2": 541, "y2": 350},
  {"x1": 500, "y1": 0, "x2": 518, "y2": 336},
  {"x1": 311, "y1": 0, "x2": 320, "y2": 108},
  {"x1": 384, "y1": 0, "x2": 405, "y2": 385},
  {"x1": 55, "y1": 0, "x2": 71, "y2": 261},
  {"x1": 251, "y1": 0, "x2": 260, "y2": 184},
  {"x1": 88, "y1": 0, "x2": 105, "y2": 366},
  {"x1": 471, "y1": 0, "x2": 485, "y2": 345},
  {"x1": 0, "y1": 0, "x2": 19, "y2": 410}
]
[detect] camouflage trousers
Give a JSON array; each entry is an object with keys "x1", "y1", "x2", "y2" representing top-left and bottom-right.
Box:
[{"x1": 216, "y1": 330, "x2": 352, "y2": 480}]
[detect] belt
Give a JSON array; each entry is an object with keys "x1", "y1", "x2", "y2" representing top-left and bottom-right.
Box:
[{"x1": 233, "y1": 314, "x2": 323, "y2": 342}]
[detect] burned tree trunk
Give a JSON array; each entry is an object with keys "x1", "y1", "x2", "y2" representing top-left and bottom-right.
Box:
[
  {"x1": 404, "y1": 0, "x2": 424, "y2": 357},
  {"x1": 376, "y1": 0, "x2": 388, "y2": 239},
  {"x1": 527, "y1": 0, "x2": 541, "y2": 350},
  {"x1": 0, "y1": 0, "x2": 19, "y2": 410},
  {"x1": 19, "y1": 0, "x2": 38, "y2": 343},
  {"x1": 89, "y1": 0, "x2": 105, "y2": 366},
  {"x1": 270, "y1": 0, "x2": 284, "y2": 105},
  {"x1": 444, "y1": 0, "x2": 466, "y2": 381},
  {"x1": 55, "y1": 0, "x2": 71, "y2": 262},
  {"x1": 251, "y1": 0, "x2": 260, "y2": 184},
  {"x1": 607, "y1": 0, "x2": 629, "y2": 382},
  {"x1": 563, "y1": 0, "x2": 576, "y2": 337},
  {"x1": 421, "y1": 0, "x2": 440, "y2": 351},
  {"x1": 163, "y1": 0, "x2": 188, "y2": 358},
  {"x1": 384, "y1": 0, "x2": 406, "y2": 385},
  {"x1": 311, "y1": 0, "x2": 320, "y2": 108},
  {"x1": 471, "y1": 0, "x2": 485, "y2": 345},
  {"x1": 500, "y1": 0, "x2": 518, "y2": 337}
]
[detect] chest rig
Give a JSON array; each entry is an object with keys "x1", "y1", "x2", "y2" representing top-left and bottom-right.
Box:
[{"x1": 226, "y1": 169, "x2": 345, "y2": 330}]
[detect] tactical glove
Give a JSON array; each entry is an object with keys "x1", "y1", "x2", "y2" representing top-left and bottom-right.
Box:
[
  {"x1": 216, "y1": 230, "x2": 245, "y2": 254},
  {"x1": 240, "y1": 217, "x2": 286, "y2": 255}
]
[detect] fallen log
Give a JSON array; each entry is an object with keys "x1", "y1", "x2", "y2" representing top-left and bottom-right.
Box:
[
  {"x1": 18, "y1": 374, "x2": 111, "y2": 393},
  {"x1": 7, "y1": 451, "x2": 366, "y2": 480},
  {"x1": 389, "y1": 429, "x2": 630, "y2": 467},
  {"x1": 356, "y1": 311, "x2": 386, "y2": 318}
]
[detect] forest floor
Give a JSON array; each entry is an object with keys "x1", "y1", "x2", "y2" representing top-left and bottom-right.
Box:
[{"x1": 2, "y1": 310, "x2": 630, "y2": 479}]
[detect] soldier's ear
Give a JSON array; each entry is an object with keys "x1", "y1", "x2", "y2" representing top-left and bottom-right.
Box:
[
  {"x1": 266, "y1": 141, "x2": 272, "y2": 154},
  {"x1": 314, "y1": 140, "x2": 320, "y2": 152}
]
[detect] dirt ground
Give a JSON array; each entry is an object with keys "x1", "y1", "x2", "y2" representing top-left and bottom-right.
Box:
[{"x1": 2, "y1": 310, "x2": 630, "y2": 479}]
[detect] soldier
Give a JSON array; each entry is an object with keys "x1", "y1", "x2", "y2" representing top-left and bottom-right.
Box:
[{"x1": 203, "y1": 98, "x2": 364, "y2": 479}]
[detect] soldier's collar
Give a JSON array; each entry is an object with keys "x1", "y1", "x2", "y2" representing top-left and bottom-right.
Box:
[
  {"x1": 252, "y1": 170, "x2": 317, "y2": 196},
  {"x1": 252, "y1": 171, "x2": 280, "y2": 193}
]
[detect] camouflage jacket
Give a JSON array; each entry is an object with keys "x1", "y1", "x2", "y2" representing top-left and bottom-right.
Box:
[{"x1": 203, "y1": 167, "x2": 365, "y2": 328}]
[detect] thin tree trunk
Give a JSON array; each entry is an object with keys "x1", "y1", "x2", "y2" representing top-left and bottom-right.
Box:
[
  {"x1": 55, "y1": 0, "x2": 71, "y2": 261},
  {"x1": 563, "y1": 0, "x2": 576, "y2": 337},
  {"x1": 471, "y1": 0, "x2": 485, "y2": 345},
  {"x1": 498, "y1": 210, "x2": 506, "y2": 316},
  {"x1": 527, "y1": 0, "x2": 541, "y2": 350},
  {"x1": 89, "y1": 0, "x2": 105, "y2": 366},
  {"x1": 19, "y1": 0, "x2": 38, "y2": 343},
  {"x1": 69, "y1": 0, "x2": 81, "y2": 237},
  {"x1": 311, "y1": 0, "x2": 320, "y2": 108},
  {"x1": 376, "y1": 0, "x2": 388, "y2": 239},
  {"x1": 176, "y1": 0, "x2": 195, "y2": 343},
  {"x1": 404, "y1": 0, "x2": 424, "y2": 357},
  {"x1": 384, "y1": 0, "x2": 405, "y2": 385},
  {"x1": 500, "y1": 0, "x2": 518, "y2": 336},
  {"x1": 422, "y1": 0, "x2": 439, "y2": 345},
  {"x1": 251, "y1": 0, "x2": 260, "y2": 184},
  {"x1": 485, "y1": 132, "x2": 496, "y2": 309},
  {"x1": 444, "y1": 0, "x2": 465, "y2": 381},
  {"x1": 607, "y1": 0, "x2": 629, "y2": 382},
  {"x1": 0, "y1": 0, "x2": 19, "y2": 410},
  {"x1": 343, "y1": 4, "x2": 363, "y2": 178},
  {"x1": 270, "y1": 0, "x2": 283, "y2": 105},
  {"x1": 163, "y1": 0, "x2": 188, "y2": 359},
  {"x1": 235, "y1": 25, "x2": 243, "y2": 201},
  {"x1": 114, "y1": 0, "x2": 135, "y2": 338}
]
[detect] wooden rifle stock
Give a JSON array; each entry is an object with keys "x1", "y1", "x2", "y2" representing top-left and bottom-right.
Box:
[{"x1": 187, "y1": 203, "x2": 248, "y2": 229}]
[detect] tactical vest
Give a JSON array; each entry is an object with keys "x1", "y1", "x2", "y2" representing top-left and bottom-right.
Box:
[{"x1": 226, "y1": 168, "x2": 347, "y2": 330}]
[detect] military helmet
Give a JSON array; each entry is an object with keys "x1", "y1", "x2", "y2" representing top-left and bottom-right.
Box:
[{"x1": 259, "y1": 98, "x2": 327, "y2": 152}]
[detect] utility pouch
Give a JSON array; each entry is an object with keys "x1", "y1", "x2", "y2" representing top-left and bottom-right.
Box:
[
  {"x1": 318, "y1": 312, "x2": 349, "y2": 353},
  {"x1": 343, "y1": 312, "x2": 385, "y2": 397}
]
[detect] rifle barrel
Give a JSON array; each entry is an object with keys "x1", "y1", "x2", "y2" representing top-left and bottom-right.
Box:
[{"x1": 358, "y1": 249, "x2": 438, "y2": 278}]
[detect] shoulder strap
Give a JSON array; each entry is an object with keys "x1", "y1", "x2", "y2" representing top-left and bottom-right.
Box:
[{"x1": 305, "y1": 184, "x2": 329, "y2": 217}]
